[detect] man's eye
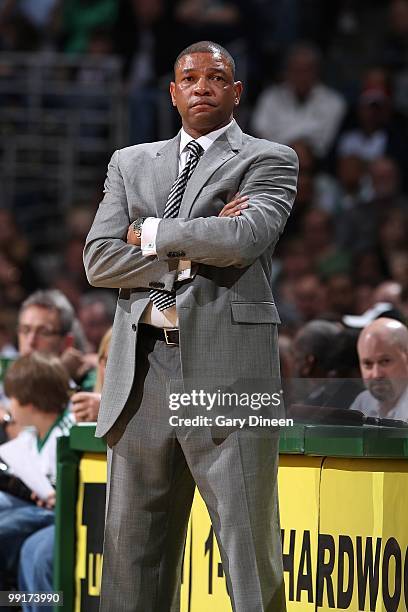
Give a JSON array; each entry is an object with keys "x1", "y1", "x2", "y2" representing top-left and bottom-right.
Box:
[
  {"x1": 211, "y1": 75, "x2": 223, "y2": 81},
  {"x1": 183, "y1": 76, "x2": 193, "y2": 81}
]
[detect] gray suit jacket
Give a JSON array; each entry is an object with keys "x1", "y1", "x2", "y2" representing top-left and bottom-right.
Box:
[{"x1": 84, "y1": 120, "x2": 298, "y2": 438}]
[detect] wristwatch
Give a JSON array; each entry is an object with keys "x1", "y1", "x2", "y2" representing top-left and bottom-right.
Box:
[{"x1": 132, "y1": 217, "x2": 146, "y2": 240}]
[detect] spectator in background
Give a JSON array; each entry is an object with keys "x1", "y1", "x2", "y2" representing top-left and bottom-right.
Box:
[
  {"x1": 299, "y1": 208, "x2": 350, "y2": 280},
  {"x1": 251, "y1": 42, "x2": 346, "y2": 157},
  {"x1": 292, "y1": 319, "x2": 341, "y2": 380},
  {"x1": 336, "y1": 68, "x2": 408, "y2": 185},
  {"x1": 274, "y1": 238, "x2": 313, "y2": 325},
  {"x1": 78, "y1": 290, "x2": 115, "y2": 353},
  {"x1": 291, "y1": 273, "x2": 327, "y2": 323},
  {"x1": 324, "y1": 154, "x2": 370, "y2": 217},
  {"x1": 16, "y1": 290, "x2": 95, "y2": 390},
  {"x1": 280, "y1": 139, "x2": 318, "y2": 237},
  {"x1": 290, "y1": 319, "x2": 350, "y2": 410},
  {"x1": 0, "y1": 352, "x2": 73, "y2": 598},
  {"x1": 350, "y1": 317, "x2": 408, "y2": 420},
  {"x1": 325, "y1": 272, "x2": 356, "y2": 318},
  {"x1": 0, "y1": 290, "x2": 97, "y2": 438},
  {"x1": 70, "y1": 326, "x2": 111, "y2": 422},
  {"x1": 0, "y1": 209, "x2": 42, "y2": 309},
  {"x1": 18, "y1": 327, "x2": 112, "y2": 608},
  {"x1": 337, "y1": 157, "x2": 407, "y2": 253},
  {"x1": 378, "y1": 209, "x2": 408, "y2": 267},
  {"x1": 94, "y1": 326, "x2": 111, "y2": 392},
  {"x1": 57, "y1": 236, "x2": 92, "y2": 295},
  {"x1": 326, "y1": 328, "x2": 361, "y2": 380},
  {"x1": 354, "y1": 284, "x2": 376, "y2": 317},
  {"x1": 17, "y1": 290, "x2": 75, "y2": 359},
  {"x1": 290, "y1": 320, "x2": 363, "y2": 412},
  {"x1": 352, "y1": 249, "x2": 388, "y2": 288}
]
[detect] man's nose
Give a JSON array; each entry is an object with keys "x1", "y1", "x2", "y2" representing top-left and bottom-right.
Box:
[
  {"x1": 194, "y1": 76, "x2": 211, "y2": 94},
  {"x1": 25, "y1": 331, "x2": 40, "y2": 348},
  {"x1": 371, "y1": 364, "x2": 384, "y2": 379}
]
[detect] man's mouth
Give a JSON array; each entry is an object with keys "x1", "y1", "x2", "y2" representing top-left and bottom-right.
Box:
[
  {"x1": 367, "y1": 379, "x2": 393, "y2": 399},
  {"x1": 191, "y1": 101, "x2": 215, "y2": 108}
]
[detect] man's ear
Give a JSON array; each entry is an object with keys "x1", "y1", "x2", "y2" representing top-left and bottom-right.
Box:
[
  {"x1": 169, "y1": 82, "x2": 177, "y2": 107},
  {"x1": 233, "y1": 81, "x2": 243, "y2": 106}
]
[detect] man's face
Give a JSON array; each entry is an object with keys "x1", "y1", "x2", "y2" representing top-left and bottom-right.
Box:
[
  {"x1": 79, "y1": 303, "x2": 110, "y2": 352},
  {"x1": 286, "y1": 53, "x2": 318, "y2": 98},
  {"x1": 358, "y1": 335, "x2": 408, "y2": 404},
  {"x1": 170, "y1": 52, "x2": 242, "y2": 138},
  {"x1": 18, "y1": 305, "x2": 67, "y2": 356}
]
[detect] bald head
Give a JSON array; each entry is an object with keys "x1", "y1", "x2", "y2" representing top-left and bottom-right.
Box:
[
  {"x1": 358, "y1": 317, "x2": 408, "y2": 354},
  {"x1": 357, "y1": 317, "x2": 408, "y2": 408}
]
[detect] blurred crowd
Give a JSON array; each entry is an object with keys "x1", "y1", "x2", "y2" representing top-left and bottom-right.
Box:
[
  {"x1": 0, "y1": 0, "x2": 408, "y2": 606},
  {"x1": 0, "y1": 0, "x2": 407, "y2": 332}
]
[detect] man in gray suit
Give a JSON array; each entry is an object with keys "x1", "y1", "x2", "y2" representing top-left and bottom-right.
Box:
[{"x1": 84, "y1": 41, "x2": 298, "y2": 612}]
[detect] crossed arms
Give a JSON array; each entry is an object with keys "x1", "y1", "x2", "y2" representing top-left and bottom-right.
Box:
[{"x1": 84, "y1": 145, "x2": 298, "y2": 290}]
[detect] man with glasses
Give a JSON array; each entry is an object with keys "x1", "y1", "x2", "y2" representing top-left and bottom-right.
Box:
[
  {"x1": 17, "y1": 290, "x2": 75, "y2": 358},
  {"x1": 0, "y1": 290, "x2": 88, "y2": 605},
  {"x1": 0, "y1": 289, "x2": 100, "y2": 438},
  {"x1": 0, "y1": 290, "x2": 75, "y2": 440}
]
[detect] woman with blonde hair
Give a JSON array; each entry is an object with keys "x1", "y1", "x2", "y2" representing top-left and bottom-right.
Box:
[{"x1": 71, "y1": 327, "x2": 112, "y2": 422}]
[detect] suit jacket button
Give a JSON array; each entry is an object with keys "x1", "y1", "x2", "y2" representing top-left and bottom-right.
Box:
[{"x1": 132, "y1": 323, "x2": 137, "y2": 331}]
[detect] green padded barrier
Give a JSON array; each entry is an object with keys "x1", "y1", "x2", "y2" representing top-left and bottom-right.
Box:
[
  {"x1": 304, "y1": 425, "x2": 366, "y2": 457},
  {"x1": 278, "y1": 423, "x2": 306, "y2": 454},
  {"x1": 54, "y1": 436, "x2": 81, "y2": 612},
  {"x1": 69, "y1": 425, "x2": 106, "y2": 453},
  {"x1": 363, "y1": 425, "x2": 408, "y2": 458}
]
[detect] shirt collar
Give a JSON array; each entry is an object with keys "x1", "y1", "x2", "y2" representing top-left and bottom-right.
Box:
[{"x1": 179, "y1": 119, "x2": 234, "y2": 155}]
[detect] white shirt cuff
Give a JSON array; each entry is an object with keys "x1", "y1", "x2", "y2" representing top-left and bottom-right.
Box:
[
  {"x1": 177, "y1": 259, "x2": 192, "y2": 280},
  {"x1": 141, "y1": 217, "x2": 161, "y2": 255}
]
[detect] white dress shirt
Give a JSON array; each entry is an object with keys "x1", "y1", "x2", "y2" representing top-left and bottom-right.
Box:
[
  {"x1": 251, "y1": 83, "x2": 345, "y2": 157},
  {"x1": 350, "y1": 385, "x2": 408, "y2": 422},
  {"x1": 140, "y1": 120, "x2": 234, "y2": 328}
]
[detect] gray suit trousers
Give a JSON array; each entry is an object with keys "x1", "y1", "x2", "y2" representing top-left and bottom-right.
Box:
[{"x1": 100, "y1": 330, "x2": 286, "y2": 612}]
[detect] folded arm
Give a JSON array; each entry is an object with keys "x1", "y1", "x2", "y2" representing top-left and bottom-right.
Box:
[
  {"x1": 156, "y1": 144, "x2": 298, "y2": 268},
  {"x1": 83, "y1": 150, "x2": 177, "y2": 290}
]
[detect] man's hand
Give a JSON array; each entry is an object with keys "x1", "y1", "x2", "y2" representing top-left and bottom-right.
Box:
[
  {"x1": 126, "y1": 194, "x2": 248, "y2": 247},
  {"x1": 71, "y1": 392, "x2": 101, "y2": 422},
  {"x1": 127, "y1": 222, "x2": 141, "y2": 246},
  {"x1": 218, "y1": 193, "x2": 249, "y2": 217}
]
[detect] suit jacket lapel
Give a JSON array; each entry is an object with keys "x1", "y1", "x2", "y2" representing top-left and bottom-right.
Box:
[
  {"x1": 179, "y1": 121, "x2": 243, "y2": 218},
  {"x1": 152, "y1": 133, "x2": 180, "y2": 217}
]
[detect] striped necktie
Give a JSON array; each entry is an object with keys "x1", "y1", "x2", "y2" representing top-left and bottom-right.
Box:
[{"x1": 149, "y1": 139, "x2": 204, "y2": 311}]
